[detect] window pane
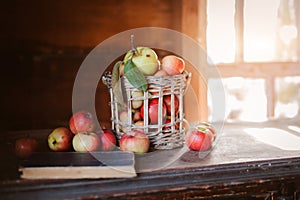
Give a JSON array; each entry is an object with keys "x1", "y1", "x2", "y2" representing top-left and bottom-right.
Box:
[
  {"x1": 209, "y1": 78, "x2": 267, "y2": 122},
  {"x1": 207, "y1": 0, "x2": 235, "y2": 64},
  {"x1": 244, "y1": 0, "x2": 281, "y2": 62},
  {"x1": 275, "y1": 76, "x2": 300, "y2": 118}
]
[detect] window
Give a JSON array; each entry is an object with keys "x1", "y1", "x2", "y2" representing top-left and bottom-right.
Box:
[{"x1": 206, "y1": 0, "x2": 300, "y2": 122}]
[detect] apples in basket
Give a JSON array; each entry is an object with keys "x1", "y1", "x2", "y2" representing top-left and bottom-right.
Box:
[{"x1": 102, "y1": 37, "x2": 191, "y2": 151}]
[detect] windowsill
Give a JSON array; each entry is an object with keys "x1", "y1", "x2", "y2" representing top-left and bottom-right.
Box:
[{"x1": 134, "y1": 116, "x2": 300, "y2": 172}]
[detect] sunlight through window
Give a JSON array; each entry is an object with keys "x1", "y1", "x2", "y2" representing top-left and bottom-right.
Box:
[
  {"x1": 244, "y1": 0, "x2": 280, "y2": 62},
  {"x1": 207, "y1": 0, "x2": 235, "y2": 64},
  {"x1": 207, "y1": 0, "x2": 298, "y2": 63},
  {"x1": 206, "y1": 0, "x2": 299, "y2": 122}
]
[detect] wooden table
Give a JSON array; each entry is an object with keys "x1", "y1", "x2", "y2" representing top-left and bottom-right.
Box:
[{"x1": 1, "y1": 118, "x2": 300, "y2": 199}]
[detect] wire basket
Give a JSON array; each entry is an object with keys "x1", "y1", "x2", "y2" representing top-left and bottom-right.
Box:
[{"x1": 102, "y1": 71, "x2": 191, "y2": 150}]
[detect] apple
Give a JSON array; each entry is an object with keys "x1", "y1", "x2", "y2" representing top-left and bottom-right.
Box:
[
  {"x1": 140, "y1": 98, "x2": 167, "y2": 124},
  {"x1": 15, "y1": 138, "x2": 38, "y2": 158},
  {"x1": 161, "y1": 55, "x2": 185, "y2": 75},
  {"x1": 163, "y1": 118, "x2": 179, "y2": 130},
  {"x1": 119, "y1": 130, "x2": 150, "y2": 154},
  {"x1": 99, "y1": 129, "x2": 117, "y2": 151},
  {"x1": 163, "y1": 95, "x2": 179, "y2": 116},
  {"x1": 209, "y1": 127, "x2": 216, "y2": 141},
  {"x1": 154, "y1": 69, "x2": 168, "y2": 76},
  {"x1": 133, "y1": 110, "x2": 142, "y2": 122},
  {"x1": 134, "y1": 120, "x2": 144, "y2": 127},
  {"x1": 124, "y1": 47, "x2": 159, "y2": 76},
  {"x1": 48, "y1": 127, "x2": 73, "y2": 152},
  {"x1": 199, "y1": 122, "x2": 217, "y2": 141},
  {"x1": 72, "y1": 132, "x2": 100, "y2": 152},
  {"x1": 119, "y1": 110, "x2": 129, "y2": 123},
  {"x1": 131, "y1": 90, "x2": 144, "y2": 109},
  {"x1": 150, "y1": 89, "x2": 171, "y2": 96},
  {"x1": 186, "y1": 128, "x2": 213, "y2": 151},
  {"x1": 69, "y1": 110, "x2": 96, "y2": 134}
]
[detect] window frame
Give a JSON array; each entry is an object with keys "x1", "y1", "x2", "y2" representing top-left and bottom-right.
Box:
[{"x1": 182, "y1": 0, "x2": 300, "y2": 121}]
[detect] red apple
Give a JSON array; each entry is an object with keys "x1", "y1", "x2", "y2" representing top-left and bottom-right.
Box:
[
  {"x1": 209, "y1": 127, "x2": 216, "y2": 141},
  {"x1": 133, "y1": 110, "x2": 142, "y2": 122},
  {"x1": 151, "y1": 89, "x2": 171, "y2": 96},
  {"x1": 163, "y1": 95, "x2": 179, "y2": 116},
  {"x1": 140, "y1": 98, "x2": 167, "y2": 124},
  {"x1": 186, "y1": 128, "x2": 213, "y2": 151},
  {"x1": 163, "y1": 118, "x2": 179, "y2": 130},
  {"x1": 99, "y1": 129, "x2": 117, "y2": 151},
  {"x1": 199, "y1": 122, "x2": 216, "y2": 141},
  {"x1": 134, "y1": 121, "x2": 145, "y2": 131},
  {"x1": 119, "y1": 130, "x2": 150, "y2": 154},
  {"x1": 69, "y1": 110, "x2": 96, "y2": 134},
  {"x1": 15, "y1": 138, "x2": 38, "y2": 158},
  {"x1": 154, "y1": 69, "x2": 168, "y2": 76},
  {"x1": 48, "y1": 127, "x2": 73, "y2": 151},
  {"x1": 72, "y1": 132, "x2": 100, "y2": 152},
  {"x1": 161, "y1": 55, "x2": 185, "y2": 75},
  {"x1": 134, "y1": 120, "x2": 144, "y2": 127}
]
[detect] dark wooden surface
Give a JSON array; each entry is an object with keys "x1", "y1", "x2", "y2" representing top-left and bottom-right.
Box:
[
  {"x1": 1, "y1": 118, "x2": 300, "y2": 199},
  {"x1": 1, "y1": 156, "x2": 300, "y2": 199}
]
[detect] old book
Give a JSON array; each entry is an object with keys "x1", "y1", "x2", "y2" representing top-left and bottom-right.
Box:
[{"x1": 19, "y1": 151, "x2": 136, "y2": 179}]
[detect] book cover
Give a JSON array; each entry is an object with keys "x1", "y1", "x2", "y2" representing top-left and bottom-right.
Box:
[{"x1": 19, "y1": 151, "x2": 136, "y2": 179}]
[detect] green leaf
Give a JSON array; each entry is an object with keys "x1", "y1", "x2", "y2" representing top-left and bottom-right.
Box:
[
  {"x1": 111, "y1": 61, "x2": 121, "y2": 89},
  {"x1": 124, "y1": 59, "x2": 148, "y2": 91},
  {"x1": 111, "y1": 61, "x2": 125, "y2": 104}
]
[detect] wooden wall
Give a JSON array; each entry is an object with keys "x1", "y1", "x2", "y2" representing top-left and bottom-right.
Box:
[{"x1": 0, "y1": 0, "x2": 182, "y2": 131}]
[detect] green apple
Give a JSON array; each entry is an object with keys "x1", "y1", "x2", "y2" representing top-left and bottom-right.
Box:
[
  {"x1": 131, "y1": 90, "x2": 144, "y2": 109},
  {"x1": 124, "y1": 47, "x2": 159, "y2": 76}
]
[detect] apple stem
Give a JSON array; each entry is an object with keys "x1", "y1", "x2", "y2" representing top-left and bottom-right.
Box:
[{"x1": 130, "y1": 34, "x2": 136, "y2": 53}]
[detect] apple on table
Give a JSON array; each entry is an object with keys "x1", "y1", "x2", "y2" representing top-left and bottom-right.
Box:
[
  {"x1": 98, "y1": 128, "x2": 117, "y2": 151},
  {"x1": 15, "y1": 137, "x2": 38, "y2": 158},
  {"x1": 119, "y1": 129, "x2": 150, "y2": 154},
  {"x1": 72, "y1": 132, "x2": 100, "y2": 152},
  {"x1": 48, "y1": 127, "x2": 73, "y2": 152},
  {"x1": 186, "y1": 127, "x2": 213, "y2": 151},
  {"x1": 69, "y1": 110, "x2": 96, "y2": 134}
]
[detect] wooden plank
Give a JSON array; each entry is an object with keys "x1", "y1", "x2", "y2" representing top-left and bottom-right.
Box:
[
  {"x1": 266, "y1": 77, "x2": 275, "y2": 118},
  {"x1": 235, "y1": 0, "x2": 244, "y2": 62},
  {"x1": 3, "y1": 154, "x2": 300, "y2": 199},
  {"x1": 214, "y1": 62, "x2": 300, "y2": 78},
  {"x1": 181, "y1": 0, "x2": 209, "y2": 121},
  {"x1": 296, "y1": 0, "x2": 300, "y2": 60},
  {"x1": 2, "y1": 0, "x2": 181, "y2": 48}
]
